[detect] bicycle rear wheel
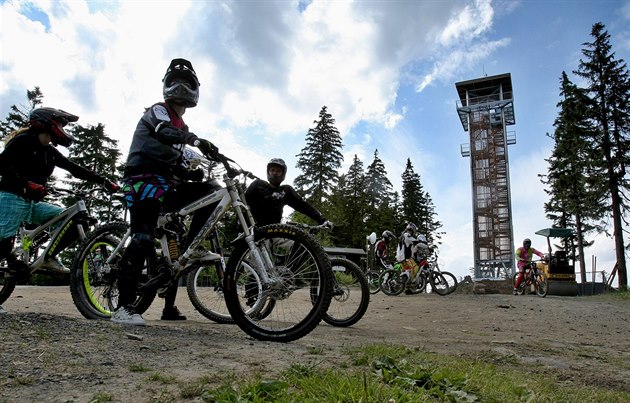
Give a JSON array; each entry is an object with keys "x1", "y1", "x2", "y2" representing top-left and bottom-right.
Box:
[
  {"x1": 70, "y1": 222, "x2": 128, "y2": 319},
  {"x1": 512, "y1": 272, "x2": 527, "y2": 295},
  {"x1": 0, "y1": 263, "x2": 17, "y2": 305},
  {"x1": 439, "y1": 271, "x2": 458, "y2": 294},
  {"x1": 186, "y1": 264, "x2": 233, "y2": 324},
  {"x1": 323, "y1": 258, "x2": 370, "y2": 327},
  {"x1": 224, "y1": 224, "x2": 333, "y2": 342}
]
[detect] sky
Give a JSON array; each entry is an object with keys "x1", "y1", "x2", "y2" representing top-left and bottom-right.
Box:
[{"x1": 1, "y1": 0, "x2": 629, "y2": 284}]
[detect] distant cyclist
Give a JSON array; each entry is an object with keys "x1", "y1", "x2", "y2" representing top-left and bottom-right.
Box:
[
  {"x1": 0, "y1": 107, "x2": 119, "y2": 314},
  {"x1": 513, "y1": 238, "x2": 545, "y2": 295},
  {"x1": 375, "y1": 230, "x2": 395, "y2": 268}
]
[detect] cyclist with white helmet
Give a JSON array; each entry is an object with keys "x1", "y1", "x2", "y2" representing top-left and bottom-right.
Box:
[
  {"x1": 514, "y1": 238, "x2": 545, "y2": 295},
  {"x1": 375, "y1": 230, "x2": 395, "y2": 266},
  {"x1": 396, "y1": 222, "x2": 419, "y2": 262}
]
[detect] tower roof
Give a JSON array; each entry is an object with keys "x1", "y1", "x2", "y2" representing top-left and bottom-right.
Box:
[{"x1": 455, "y1": 73, "x2": 513, "y2": 105}]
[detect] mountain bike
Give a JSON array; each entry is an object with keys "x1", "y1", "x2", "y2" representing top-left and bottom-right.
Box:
[
  {"x1": 379, "y1": 257, "x2": 452, "y2": 296},
  {"x1": 0, "y1": 187, "x2": 106, "y2": 307},
  {"x1": 287, "y1": 222, "x2": 370, "y2": 327},
  {"x1": 70, "y1": 150, "x2": 333, "y2": 342},
  {"x1": 512, "y1": 260, "x2": 548, "y2": 297}
]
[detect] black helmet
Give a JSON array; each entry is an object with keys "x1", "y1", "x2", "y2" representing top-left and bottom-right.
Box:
[
  {"x1": 382, "y1": 230, "x2": 395, "y2": 241},
  {"x1": 523, "y1": 238, "x2": 531, "y2": 247},
  {"x1": 267, "y1": 158, "x2": 287, "y2": 186},
  {"x1": 29, "y1": 107, "x2": 79, "y2": 147},
  {"x1": 163, "y1": 58, "x2": 200, "y2": 107}
]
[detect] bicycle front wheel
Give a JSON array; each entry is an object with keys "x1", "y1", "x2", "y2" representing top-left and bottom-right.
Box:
[
  {"x1": 379, "y1": 269, "x2": 406, "y2": 296},
  {"x1": 224, "y1": 224, "x2": 333, "y2": 342},
  {"x1": 323, "y1": 258, "x2": 370, "y2": 327},
  {"x1": 365, "y1": 270, "x2": 381, "y2": 294},
  {"x1": 535, "y1": 273, "x2": 548, "y2": 297},
  {"x1": 439, "y1": 271, "x2": 458, "y2": 294},
  {"x1": 428, "y1": 271, "x2": 450, "y2": 295}
]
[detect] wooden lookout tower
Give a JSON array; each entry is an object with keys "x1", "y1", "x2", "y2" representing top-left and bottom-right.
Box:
[{"x1": 455, "y1": 73, "x2": 517, "y2": 279}]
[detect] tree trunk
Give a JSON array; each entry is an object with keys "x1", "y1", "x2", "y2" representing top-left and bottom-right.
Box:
[
  {"x1": 610, "y1": 182, "x2": 628, "y2": 290},
  {"x1": 575, "y1": 214, "x2": 587, "y2": 283}
]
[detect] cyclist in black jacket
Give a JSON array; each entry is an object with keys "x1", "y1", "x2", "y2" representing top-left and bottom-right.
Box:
[
  {"x1": 113, "y1": 58, "x2": 220, "y2": 326},
  {"x1": 0, "y1": 107, "x2": 119, "y2": 314},
  {"x1": 245, "y1": 158, "x2": 329, "y2": 227}
]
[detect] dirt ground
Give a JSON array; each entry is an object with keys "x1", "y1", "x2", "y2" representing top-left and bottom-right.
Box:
[{"x1": 1, "y1": 285, "x2": 629, "y2": 402}]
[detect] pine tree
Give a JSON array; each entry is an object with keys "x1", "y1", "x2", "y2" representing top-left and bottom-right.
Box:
[
  {"x1": 294, "y1": 106, "x2": 343, "y2": 210},
  {"x1": 541, "y1": 72, "x2": 604, "y2": 281},
  {"x1": 574, "y1": 22, "x2": 630, "y2": 289},
  {"x1": 400, "y1": 158, "x2": 443, "y2": 255},
  {"x1": 64, "y1": 123, "x2": 123, "y2": 221},
  {"x1": 0, "y1": 87, "x2": 44, "y2": 145},
  {"x1": 364, "y1": 149, "x2": 397, "y2": 236}
]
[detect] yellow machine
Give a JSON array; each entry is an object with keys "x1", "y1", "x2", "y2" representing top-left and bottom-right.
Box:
[{"x1": 534, "y1": 228, "x2": 579, "y2": 296}]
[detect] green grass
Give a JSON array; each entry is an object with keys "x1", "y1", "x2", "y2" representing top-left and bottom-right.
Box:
[{"x1": 168, "y1": 344, "x2": 630, "y2": 402}]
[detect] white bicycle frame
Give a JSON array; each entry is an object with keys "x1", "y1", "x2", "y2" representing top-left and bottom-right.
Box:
[{"x1": 13, "y1": 193, "x2": 91, "y2": 273}]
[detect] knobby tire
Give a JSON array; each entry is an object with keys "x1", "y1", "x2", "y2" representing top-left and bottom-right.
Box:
[
  {"x1": 323, "y1": 258, "x2": 370, "y2": 327},
  {"x1": 223, "y1": 224, "x2": 333, "y2": 342}
]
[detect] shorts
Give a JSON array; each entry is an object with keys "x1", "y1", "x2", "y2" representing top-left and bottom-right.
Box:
[{"x1": 0, "y1": 191, "x2": 63, "y2": 239}]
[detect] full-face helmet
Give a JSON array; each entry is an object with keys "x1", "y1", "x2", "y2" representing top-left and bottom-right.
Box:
[
  {"x1": 163, "y1": 58, "x2": 200, "y2": 107},
  {"x1": 382, "y1": 230, "x2": 395, "y2": 242},
  {"x1": 405, "y1": 222, "x2": 418, "y2": 234},
  {"x1": 523, "y1": 238, "x2": 532, "y2": 248},
  {"x1": 29, "y1": 107, "x2": 79, "y2": 147},
  {"x1": 267, "y1": 158, "x2": 287, "y2": 186}
]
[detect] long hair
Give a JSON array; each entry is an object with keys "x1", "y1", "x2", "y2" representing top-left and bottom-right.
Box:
[{"x1": 4, "y1": 127, "x2": 30, "y2": 145}]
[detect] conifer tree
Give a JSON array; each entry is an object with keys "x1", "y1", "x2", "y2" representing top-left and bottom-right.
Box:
[
  {"x1": 541, "y1": 72, "x2": 603, "y2": 281},
  {"x1": 294, "y1": 106, "x2": 343, "y2": 210},
  {"x1": 574, "y1": 22, "x2": 630, "y2": 289},
  {"x1": 365, "y1": 149, "x2": 397, "y2": 235},
  {"x1": 0, "y1": 87, "x2": 44, "y2": 145},
  {"x1": 64, "y1": 123, "x2": 123, "y2": 221}
]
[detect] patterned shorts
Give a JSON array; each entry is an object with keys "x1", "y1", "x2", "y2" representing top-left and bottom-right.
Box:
[
  {"x1": 0, "y1": 191, "x2": 63, "y2": 239},
  {"x1": 122, "y1": 174, "x2": 174, "y2": 208}
]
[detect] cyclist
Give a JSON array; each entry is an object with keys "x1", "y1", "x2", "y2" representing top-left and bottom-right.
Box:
[
  {"x1": 375, "y1": 230, "x2": 395, "y2": 268},
  {"x1": 114, "y1": 58, "x2": 220, "y2": 326},
  {"x1": 513, "y1": 238, "x2": 545, "y2": 295},
  {"x1": 0, "y1": 107, "x2": 119, "y2": 313},
  {"x1": 245, "y1": 158, "x2": 331, "y2": 227},
  {"x1": 395, "y1": 222, "x2": 419, "y2": 262}
]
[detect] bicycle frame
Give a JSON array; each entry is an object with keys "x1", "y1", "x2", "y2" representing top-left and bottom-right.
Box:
[{"x1": 14, "y1": 195, "x2": 91, "y2": 273}]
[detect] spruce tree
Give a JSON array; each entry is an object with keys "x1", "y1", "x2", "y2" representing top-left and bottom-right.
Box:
[
  {"x1": 64, "y1": 123, "x2": 123, "y2": 221},
  {"x1": 0, "y1": 87, "x2": 44, "y2": 145},
  {"x1": 574, "y1": 22, "x2": 630, "y2": 289},
  {"x1": 294, "y1": 106, "x2": 343, "y2": 210},
  {"x1": 365, "y1": 149, "x2": 397, "y2": 236},
  {"x1": 541, "y1": 72, "x2": 603, "y2": 281}
]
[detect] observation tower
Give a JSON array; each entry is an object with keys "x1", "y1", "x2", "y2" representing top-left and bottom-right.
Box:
[{"x1": 455, "y1": 73, "x2": 516, "y2": 279}]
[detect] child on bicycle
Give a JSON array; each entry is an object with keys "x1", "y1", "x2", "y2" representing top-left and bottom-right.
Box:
[
  {"x1": 113, "y1": 58, "x2": 220, "y2": 326},
  {"x1": 513, "y1": 238, "x2": 546, "y2": 295},
  {"x1": 0, "y1": 107, "x2": 119, "y2": 314}
]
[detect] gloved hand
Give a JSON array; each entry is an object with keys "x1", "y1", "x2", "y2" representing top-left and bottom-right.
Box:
[
  {"x1": 193, "y1": 138, "x2": 219, "y2": 158},
  {"x1": 24, "y1": 181, "x2": 47, "y2": 200},
  {"x1": 185, "y1": 168, "x2": 205, "y2": 182},
  {"x1": 322, "y1": 220, "x2": 334, "y2": 229},
  {"x1": 105, "y1": 180, "x2": 120, "y2": 192}
]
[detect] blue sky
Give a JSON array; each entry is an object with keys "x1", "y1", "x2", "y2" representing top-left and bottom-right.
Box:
[{"x1": 1, "y1": 0, "x2": 629, "y2": 283}]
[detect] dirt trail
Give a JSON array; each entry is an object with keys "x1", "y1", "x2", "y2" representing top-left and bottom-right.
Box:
[{"x1": 1, "y1": 286, "x2": 629, "y2": 402}]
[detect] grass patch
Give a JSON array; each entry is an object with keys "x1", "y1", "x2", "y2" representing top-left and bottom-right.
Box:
[
  {"x1": 178, "y1": 344, "x2": 630, "y2": 402},
  {"x1": 129, "y1": 363, "x2": 151, "y2": 373},
  {"x1": 88, "y1": 391, "x2": 113, "y2": 402}
]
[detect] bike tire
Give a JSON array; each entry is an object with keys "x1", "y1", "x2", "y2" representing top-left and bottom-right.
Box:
[
  {"x1": 223, "y1": 224, "x2": 333, "y2": 342},
  {"x1": 429, "y1": 271, "x2": 449, "y2": 295},
  {"x1": 535, "y1": 273, "x2": 548, "y2": 298},
  {"x1": 365, "y1": 270, "x2": 381, "y2": 294},
  {"x1": 0, "y1": 265, "x2": 17, "y2": 305},
  {"x1": 439, "y1": 271, "x2": 458, "y2": 295},
  {"x1": 512, "y1": 272, "x2": 527, "y2": 295},
  {"x1": 379, "y1": 269, "x2": 406, "y2": 296},
  {"x1": 186, "y1": 263, "x2": 234, "y2": 324},
  {"x1": 70, "y1": 222, "x2": 129, "y2": 319},
  {"x1": 322, "y1": 258, "x2": 370, "y2": 327}
]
